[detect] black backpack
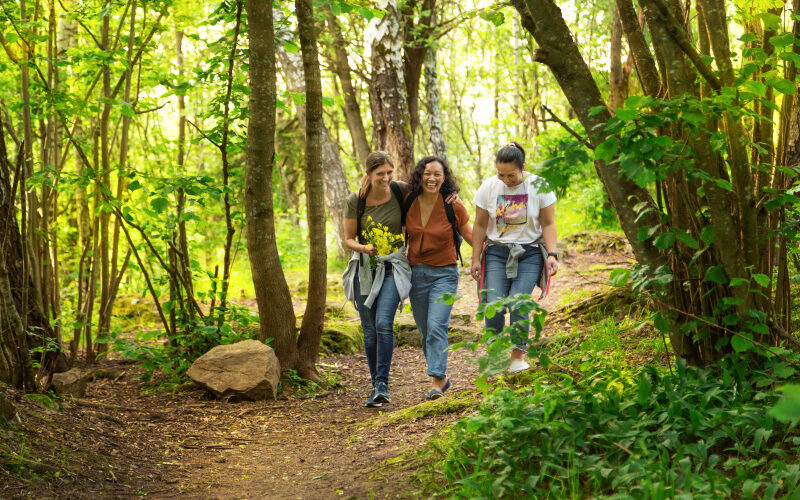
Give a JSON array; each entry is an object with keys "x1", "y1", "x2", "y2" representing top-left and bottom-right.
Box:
[
  {"x1": 401, "y1": 191, "x2": 464, "y2": 266},
  {"x1": 356, "y1": 181, "x2": 405, "y2": 244}
]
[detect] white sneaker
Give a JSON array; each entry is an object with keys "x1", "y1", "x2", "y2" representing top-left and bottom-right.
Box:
[{"x1": 508, "y1": 360, "x2": 530, "y2": 374}]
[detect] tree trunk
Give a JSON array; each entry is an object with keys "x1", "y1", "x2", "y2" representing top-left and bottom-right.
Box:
[
  {"x1": 609, "y1": 1, "x2": 628, "y2": 109},
  {"x1": 276, "y1": 23, "x2": 349, "y2": 259},
  {"x1": 368, "y1": 0, "x2": 415, "y2": 179},
  {"x1": 245, "y1": 0, "x2": 298, "y2": 371},
  {"x1": 401, "y1": 0, "x2": 437, "y2": 136},
  {"x1": 325, "y1": 7, "x2": 371, "y2": 165},
  {"x1": 295, "y1": 0, "x2": 327, "y2": 381},
  {"x1": 423, "y1": 47, "x2": 447, "y2": 159}
]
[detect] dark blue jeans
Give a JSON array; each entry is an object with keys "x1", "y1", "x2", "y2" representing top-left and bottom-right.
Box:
[
  {"x1": 482, "y1": 244, "x2": 544, "y2": 350},
  {"x1": 354, "y1": 269, "x2": 399, "y2": 387}
]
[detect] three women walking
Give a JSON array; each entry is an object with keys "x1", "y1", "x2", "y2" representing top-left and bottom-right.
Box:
[{"x1": 344, "y1": 142, "x2": 558, "y2": 406}]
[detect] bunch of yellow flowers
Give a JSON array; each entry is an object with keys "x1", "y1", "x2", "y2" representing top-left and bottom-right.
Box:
[{"x1": 361, "y1": 216, "x2": 403, "y2": 268}]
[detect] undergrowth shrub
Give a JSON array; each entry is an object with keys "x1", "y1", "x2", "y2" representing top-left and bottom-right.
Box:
[
  {"x1": 428, "y1": 353, "x2": 800, "y2": 498},
  {"x1": 420, "y1": 293, "x2": 800, "y2": 498}
]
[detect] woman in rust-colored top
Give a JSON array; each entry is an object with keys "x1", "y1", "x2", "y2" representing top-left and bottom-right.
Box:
[{"x1": 405, "y1": 156, "x2": 473, "y2": 400}]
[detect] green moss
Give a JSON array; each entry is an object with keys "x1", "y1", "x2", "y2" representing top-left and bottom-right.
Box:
[{"x1": 378, "y1": 390, "x2": 480, "y2": 424}]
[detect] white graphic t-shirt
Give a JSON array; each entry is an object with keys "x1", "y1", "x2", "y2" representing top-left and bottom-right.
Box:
[{"x1": 474, "y1": 174, "x2": 557, "y2": 244}]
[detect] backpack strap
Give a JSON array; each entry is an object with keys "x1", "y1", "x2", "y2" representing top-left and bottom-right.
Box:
[
  {"x1": 443, "y1": 199, "x2": 464, "y2": 266},
  {"x1": 356, "y1": 190, "x2": 367, "y2": 244}
]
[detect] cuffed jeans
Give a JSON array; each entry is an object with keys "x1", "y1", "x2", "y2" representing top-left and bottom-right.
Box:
[
  {"x1": 482, "y1": 245, "x2": 544, "y2": 350},
  {"x1": 409, "y1": 264, "x2": 459, "y2": 379},
  {"x1": 354, "y1": 268, "x2": 399, "y2": 386}
]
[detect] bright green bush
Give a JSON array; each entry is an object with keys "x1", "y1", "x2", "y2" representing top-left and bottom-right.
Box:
[{"x1": 430, "y1": 354, "x2": 800, "y2": 498}]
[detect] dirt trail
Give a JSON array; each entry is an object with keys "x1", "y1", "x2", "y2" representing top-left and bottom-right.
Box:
[{"x1": 1, "y1": 238, "x2": 633, "y2": 499}]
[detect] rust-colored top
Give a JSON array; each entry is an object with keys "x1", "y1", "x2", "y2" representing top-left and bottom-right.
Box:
[{"x1": 405, "y1": 194, "x2": 469, "y2": 266}]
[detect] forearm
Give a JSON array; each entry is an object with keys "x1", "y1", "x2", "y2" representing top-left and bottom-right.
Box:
[
  {"x1": 542, "y1": 222, "x2": 557, "y2": 254},
  {"x1": 471, "y1": 223, "x2": 487, "y2": 263},
  {"x1": 345, "y1": 238, "x2": 367, "y2": 253}
]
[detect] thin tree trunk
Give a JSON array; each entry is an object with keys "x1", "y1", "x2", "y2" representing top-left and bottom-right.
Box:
[
  {"x1": 295, "y1": 0, "x2": 327, "y2": 381},
  {"x1": 424, "y1": 47, "x2": 446, "y2": 159},
  {"x1": 217, "y1": 0, "x2": 243, "y2": 325},
  {"x1": 245, "y1": 0, "x2": 298, "y2": 370},
  {"x1": 276, "y1": 23, "x2": 349, "y2": 260},
  {"x1": 326, "y1": 6, "x2": 371, "y2": 165},
  {"x1": 609, "y1": 1, "x2": 628, "y2": 109}
]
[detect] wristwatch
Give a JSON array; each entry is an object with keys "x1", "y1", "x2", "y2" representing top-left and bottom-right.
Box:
[{"x1": 547, "y1": 252, "x2": 558, "y2": 260}]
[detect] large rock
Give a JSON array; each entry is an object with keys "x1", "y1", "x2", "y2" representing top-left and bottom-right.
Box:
[
  {"x1": 51, "y1": 368, "x2": 89, "y2": 397},
  {"x1": 187, "y1": 340, "x2": 280, "y2": 401}
]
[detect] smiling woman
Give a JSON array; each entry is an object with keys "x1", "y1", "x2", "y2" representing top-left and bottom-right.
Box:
[{"x1": 404, "y1": 156, "x2": 474, "y2": 401}]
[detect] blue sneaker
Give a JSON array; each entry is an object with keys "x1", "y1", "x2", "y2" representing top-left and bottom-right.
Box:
[
  {"x1": 374, "y1": 381, "x2": 390, "y2": 404},
  {"x1": 365, "y1": 388, "x2": 382, "y2": 408}
]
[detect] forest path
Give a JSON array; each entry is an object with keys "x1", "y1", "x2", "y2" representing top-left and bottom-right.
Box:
[{"x1": 83, "y1": 236, "x2": 632, "y2": 499}]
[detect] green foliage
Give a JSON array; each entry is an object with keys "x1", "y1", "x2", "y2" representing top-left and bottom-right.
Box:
[
  {"x1": 103, "y1": 303, "x2": 264, "y2": 382},
  {"x1": 428, "y1": 353, "x2": 800, "y2": 498},
  {"x1": 531, "y1": 126, "x2": 617, "y2": 231}
]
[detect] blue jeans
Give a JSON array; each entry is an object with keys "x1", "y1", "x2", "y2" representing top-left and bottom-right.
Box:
[
  {"x1": 354, "y1": 268, "x2": 399, "y2": 386},
  {"x1": 482, "y1": 245, "x2": 544, "y2": 350},
  {"x1": 409, "y1": 264, "x2": 459, "y2": 379}
]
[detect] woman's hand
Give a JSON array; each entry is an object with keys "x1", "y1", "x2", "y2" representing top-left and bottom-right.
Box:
[
  {"x1": 444, "y1": 192, "x2": 461, "y2": 204},
  {"x1": 547, "y1": 255, "x2": 558, "y2": 276},
  {"x1": 363, "y1": 244, "x2": 378, "y2": 256},
  {"x1": 470, "y1": 261, "x2": 482, "y2": 281}
]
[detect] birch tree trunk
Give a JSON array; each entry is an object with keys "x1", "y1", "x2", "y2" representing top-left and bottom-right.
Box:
[{"x1": 368, "y1": 0, "x2": 415, "y2": 179}]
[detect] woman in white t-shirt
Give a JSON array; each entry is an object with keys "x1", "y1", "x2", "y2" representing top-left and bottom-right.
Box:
[{"x1": 470, "y1": 141, "x2": 559, "y2": 374}]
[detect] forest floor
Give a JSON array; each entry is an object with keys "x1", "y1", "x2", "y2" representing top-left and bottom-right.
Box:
[{"x1": 1, "y1": 231, "x2": 647, "y2": 499}]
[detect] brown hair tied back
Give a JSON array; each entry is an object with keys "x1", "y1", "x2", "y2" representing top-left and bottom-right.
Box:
[
  {"x1": 496, "y1": 140, "x2": 526, "y2": 169},
  {"x1": 360, "y1": 151, "x2": 394, "y2": 198}
]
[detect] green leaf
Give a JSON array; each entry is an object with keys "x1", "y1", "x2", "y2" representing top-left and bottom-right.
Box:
[
  {"x1": 653, "y1": 312, "x2": 670, "y2": 333},
  {"x1": 752, "y1": 273, "x2": 770, "y2": 287},
  {"x1": 594, "y1": 137, "x2": 619, "y2": 162},
  {"x1": 538, "y1": 351, "x2": 551, "y2": 369},
  {"x1": 283, "y1": 40, "x2": 300, "y2": 54},
  {"x1": 729, "y1": 277, "x2": 749, "y2": 287},
  {"x1": 731, "y1": 333, "x2": 753, "y2": 352},
  {"x1": 767, "y1": 77, "x2": 796, "y2": 95},
  {"x1": 701, "y1": 226, "x2": 716, "y2": 245},
  {"x1": 675, "y1": 230, "x2": 699, "y2": 249},
  {"x1": 703, "y1": 266, "x2": 728, "y2": 284},
  {"x1": 653, "y1": 232, "x2": 676, "y2": 250},
  {"x1": 714, "y1": 178, "x2": 733, "y2": 191},
  {"x1": 741, "y1": 79, "x2": 768, "y2": 97},
  {"x1": 150, "y1": 196, "x2": 169, "y2": 213},
  {"x1": 769, "y1": 385, "x2": 800, "y2": 422},
  {"x1": 769, "y1": 32, "x2": 795, "y2": 49},
  {"x1": 609, "y1": 268, "x2": 631, "y2": 287},
  {"x1": 637, "y1": 375, "x2": 652, "y2": 405}
]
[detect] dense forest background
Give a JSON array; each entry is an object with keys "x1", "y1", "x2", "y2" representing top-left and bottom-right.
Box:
[
  {"x1": 5, "y1": 0, "x2": 800, "y2": 496},
  {"x1": 0, "y1": 0, "x2": 616, "y2": 383}
]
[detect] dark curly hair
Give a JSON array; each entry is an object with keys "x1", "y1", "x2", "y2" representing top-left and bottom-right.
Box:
[{"x1": 407, "y1": 156, "x2": 459, "y2": 197}]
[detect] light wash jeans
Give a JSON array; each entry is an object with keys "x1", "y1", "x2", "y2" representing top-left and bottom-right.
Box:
[
  {"x1": 482, "y1": 245, "x2": 544, "y2": 350},
  {"x1": 409, "y1": 264, "x2": 460, "y2": 378},
  {"x1": 354, "y1": 268, "x2": 399, "y2": 386}
]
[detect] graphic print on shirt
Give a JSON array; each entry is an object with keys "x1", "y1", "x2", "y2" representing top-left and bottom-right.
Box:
[{"x1": 495, "y1": 194, "x2": 528, "y2": 237}]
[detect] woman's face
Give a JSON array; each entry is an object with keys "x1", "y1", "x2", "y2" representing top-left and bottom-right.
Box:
[
  {"x1": 422, "y1": 161, "x2": 445, "y2": 194},
  {"x1": 496, "y1": 162, "x2": 524, "y2": 187},
  {"x1": 369, "y1": 163, "x2": 394, "y2": 190}
]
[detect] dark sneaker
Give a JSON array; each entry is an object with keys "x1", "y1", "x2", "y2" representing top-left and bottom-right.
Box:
[
  {"x1": 374, "y1": 381, "x2": 390, "y2": 404},
  {"x1": 365, "y1": 388, "x2": 383, "y2": 408},
  {"x1": 426, "y1": 388, "x2": 444, "y2": 401}
]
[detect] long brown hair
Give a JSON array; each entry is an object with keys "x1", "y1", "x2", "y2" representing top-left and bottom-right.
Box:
[{"x1": 359, "y1": 151, "x2": 394, "y2": 198}]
